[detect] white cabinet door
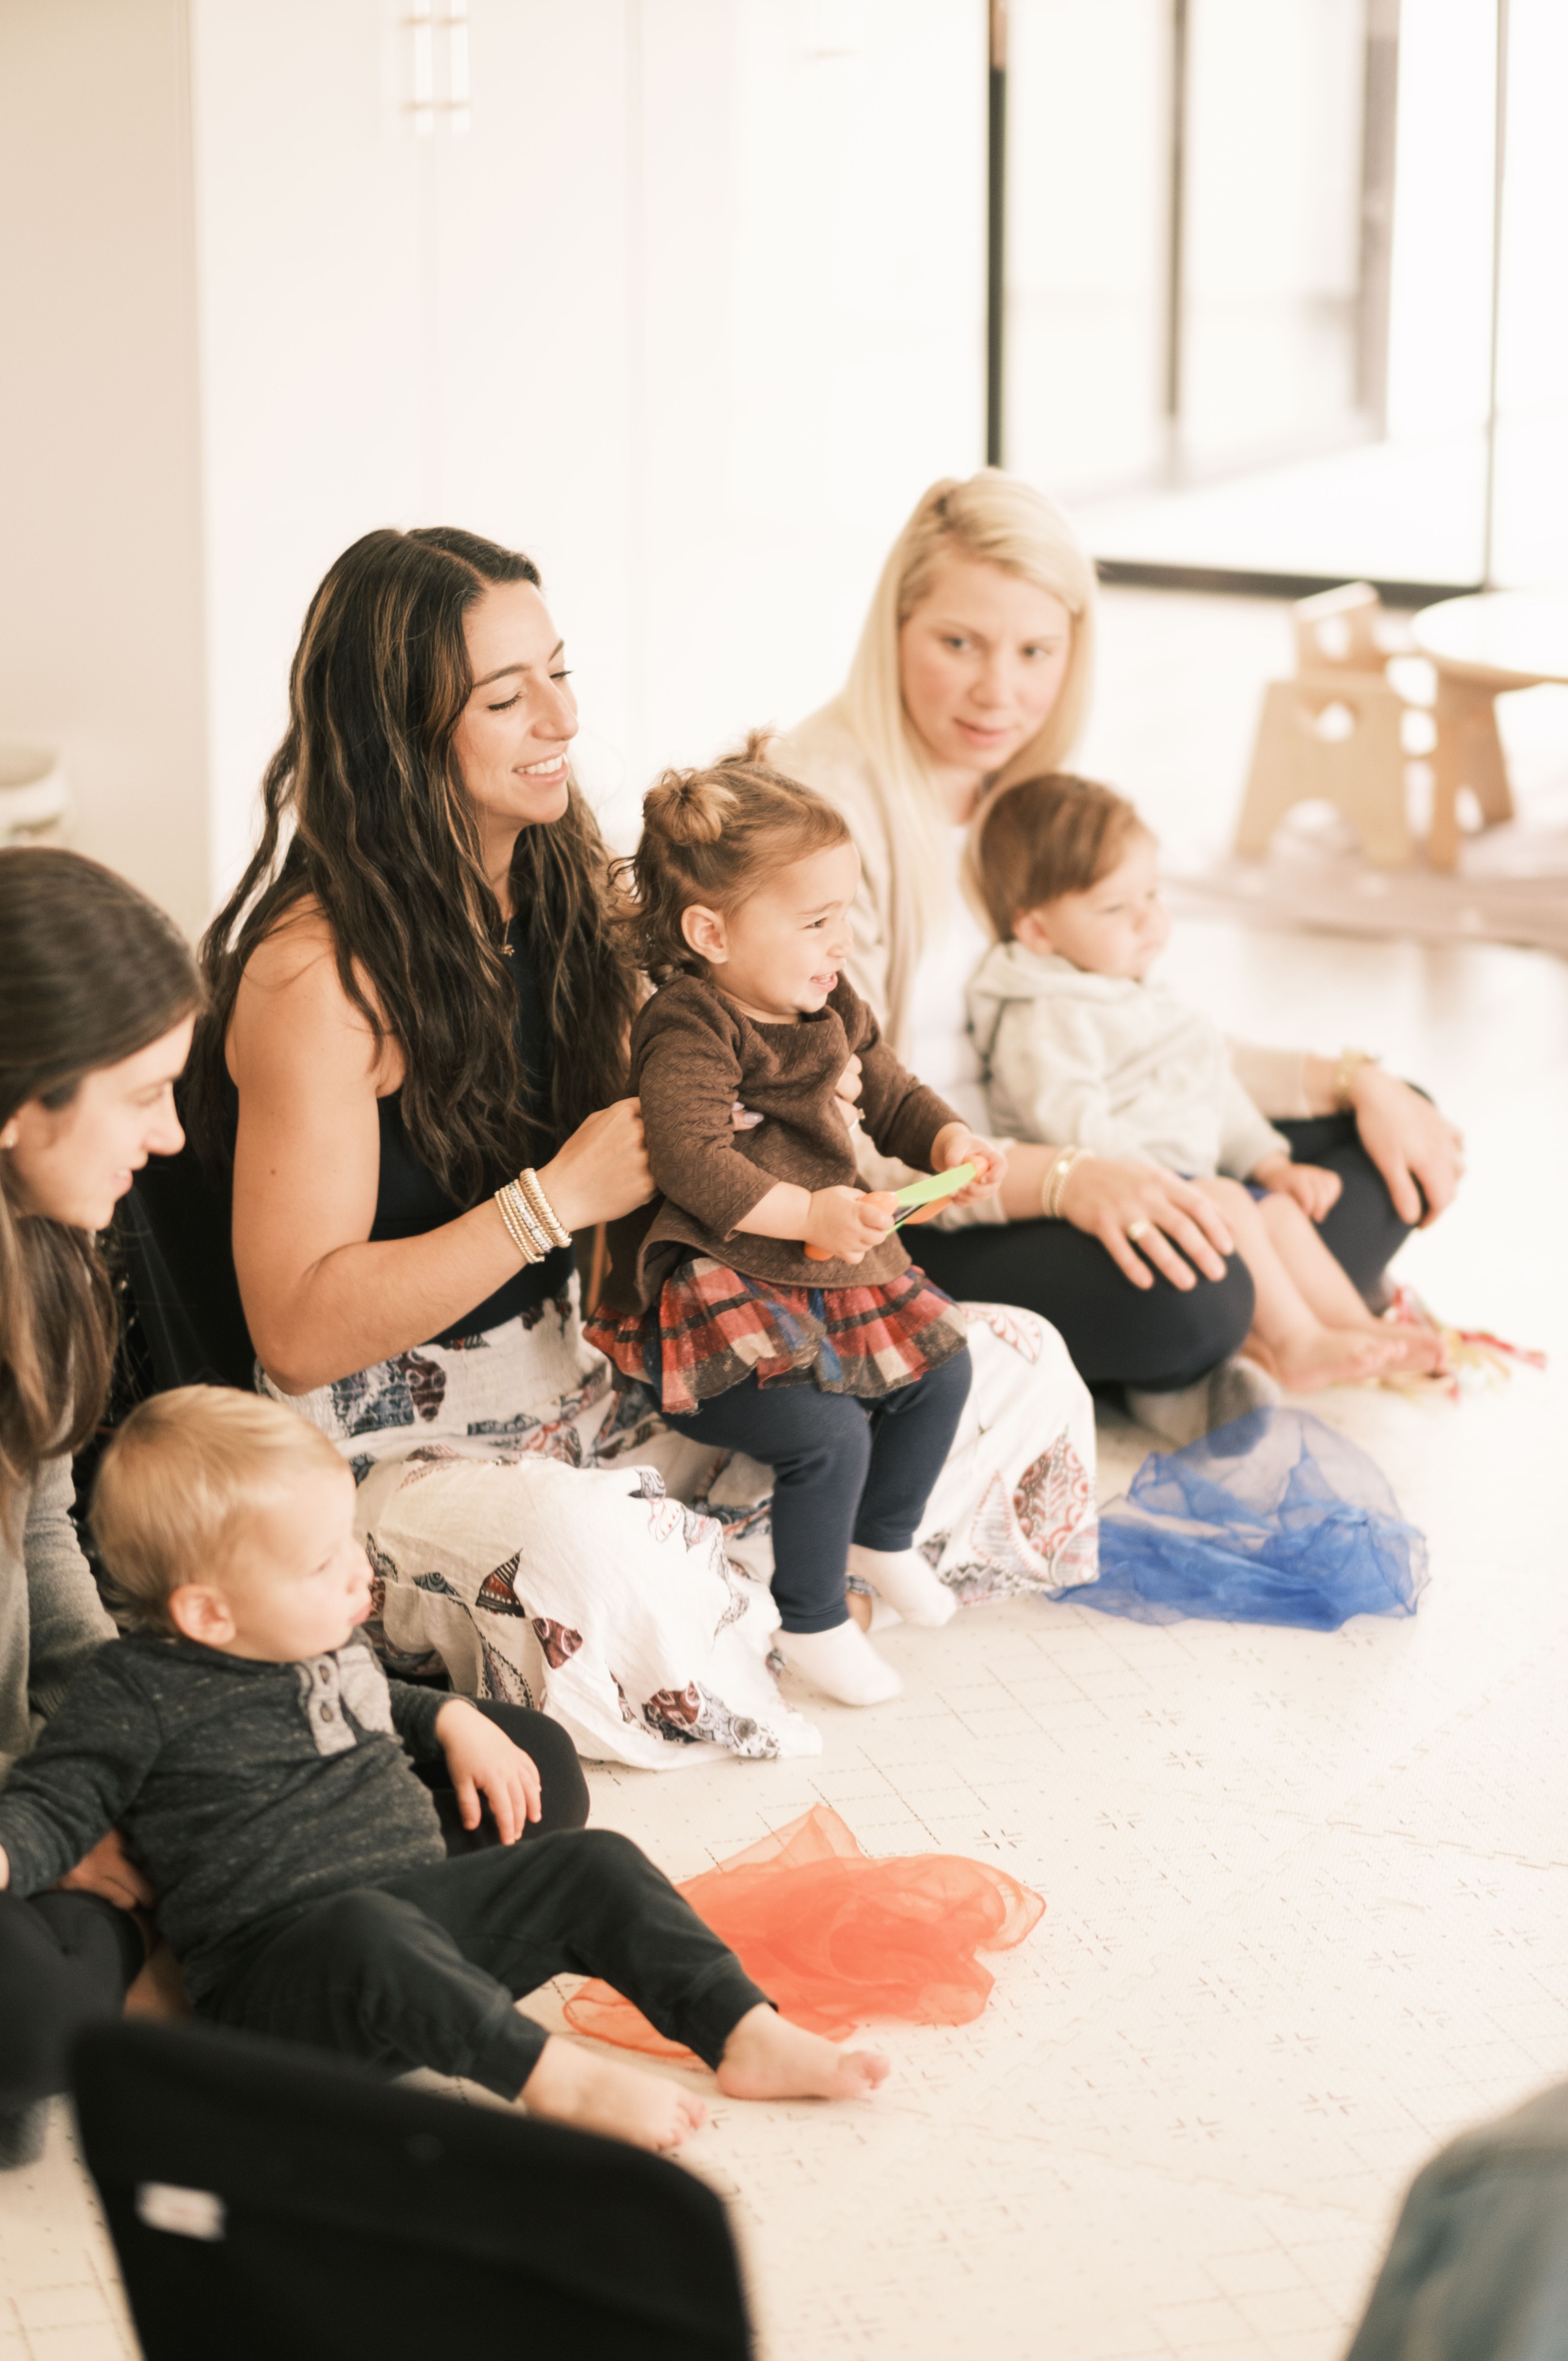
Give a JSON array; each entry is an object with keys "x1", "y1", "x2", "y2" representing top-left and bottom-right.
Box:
[
  {"x1": 192, "y1": 0, "x2": 428, "y2": 892},
  {"x1": 192, "y1": 0, "x2": 985, "y2": 881}
]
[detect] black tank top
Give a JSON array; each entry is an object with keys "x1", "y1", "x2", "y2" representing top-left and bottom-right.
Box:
[{"x1": 370, "y1": 915, "x2": 576, "y2": 1344}]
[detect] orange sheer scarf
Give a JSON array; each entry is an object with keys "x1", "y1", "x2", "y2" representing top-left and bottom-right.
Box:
[{"x1": 563, "y1": 1804, "x2": 1044, "y2": 2057}]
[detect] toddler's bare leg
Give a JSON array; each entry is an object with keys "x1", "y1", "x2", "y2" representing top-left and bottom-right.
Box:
[
  {"x1": 1256, "y1": 1193, "x2": 1444, "y2": 1373},
  {"x1": 1194, "y1": 1179, "x2": 1400, "y2": 1391}
]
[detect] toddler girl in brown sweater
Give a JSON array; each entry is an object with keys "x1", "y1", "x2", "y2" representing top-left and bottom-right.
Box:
[{"x1": 587, "y1": 738, "x2": 1004, "y2": 1706}]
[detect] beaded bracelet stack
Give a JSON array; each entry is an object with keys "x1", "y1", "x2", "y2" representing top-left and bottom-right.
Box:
[
  {"x1": 494, "y1": 1168, "x2": 572, "y2": 1265},
  {"x1": 1040, "y1": 1142, "x2": 1087, "y2": 1221}
]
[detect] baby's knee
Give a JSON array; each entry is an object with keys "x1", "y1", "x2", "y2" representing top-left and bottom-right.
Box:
[
  {"x1": 1201, "y1": 1175, "x2": 1254, "y2": 1216},
  {"x1": 546, "y1": 1826, "x2": 661, "y2": 1905},
  {"x1": 307, "y1": 1888, "x2": 417, "y2": 1967},
  {"x1": 551, "y1": 1826, "x2": 649, "y2": 1880}
]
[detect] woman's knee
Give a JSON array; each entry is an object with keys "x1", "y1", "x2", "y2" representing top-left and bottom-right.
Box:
[
  {"x1": 1132, "y1": 1261, "x2": 1257, "y2": 1392},
  {"x1": 471, "y1": 1702, "x2": 590, "y2": 1834}
]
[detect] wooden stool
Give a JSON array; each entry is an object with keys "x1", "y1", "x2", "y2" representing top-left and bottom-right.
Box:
[
  {"x1": 1427, "y1": 671, "x2": 1513, "y2": 871},
  {"x1": 1291, "y1": 580, "x2": 1390, "y2": 677},
  {"x1": 1234, "y1": 666, "x2": 1412, "y2": 867},
  {"x1": 1404, "y1": 594, "x2": 1568, "y2": 872}
]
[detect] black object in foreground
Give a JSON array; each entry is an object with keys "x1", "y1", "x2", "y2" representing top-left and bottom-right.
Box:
[{"x1": 73, "y1": 2019, "x2": 752, "y2": 2361}]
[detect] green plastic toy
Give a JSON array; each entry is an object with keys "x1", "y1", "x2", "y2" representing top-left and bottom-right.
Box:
[
  {"x1": 803, "y1": 1161, "x2": 978, "y2": 1259},
  {"x1": 892, "y1": 1161, "x2": 977, "y2": 1223}
]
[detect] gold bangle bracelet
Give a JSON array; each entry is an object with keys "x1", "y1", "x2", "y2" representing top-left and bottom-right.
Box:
[
  {"x1": 494, "y1": 1181, "x2": 546, "y2": 1264},
  {"x1": 1041, "y1": 1144, "x2": 1087, "y2": 1221},
  {"x1": 517, "y1": 1167, "x2": 572, "y2": 1249},
  {"x1": 1332, "y1": 1048, "x2": 1378, "y2": 1112}
]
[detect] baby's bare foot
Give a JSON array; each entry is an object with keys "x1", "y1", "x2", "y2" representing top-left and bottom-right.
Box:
[
  {"x1": 520, "y1": 2035, "x2": 708, "y2": 2152},
  {"x1": 1378, "y1": 1324, "x2": 1448, "y2": 1374},
  {"x1": 1272, "y1": 1326, "x2": 1402, "y2": 1392},
  {"x1": 715, "y1": 2002, "x2": 890, "y2": 2102}
]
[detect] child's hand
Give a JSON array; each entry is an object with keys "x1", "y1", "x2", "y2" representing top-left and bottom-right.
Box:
[
  {"x1": 930, "y1": 1123, "x2": 1008, "y2": 1205},
  {"x1": 433, "y1": 1699, "x2": 542, "y2": 1846},
  {"x1": 804, "y1": 1185, "x2": 897, "y2": 1263},
  {"x1": 1252, "y1": 1155, "x2": 1342, "y2": 1221}
]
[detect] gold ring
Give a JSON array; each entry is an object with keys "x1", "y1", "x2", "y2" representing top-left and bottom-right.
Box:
[{"x1": 1126, "y1": 1219, "x2": 1153, "y2": 1242}]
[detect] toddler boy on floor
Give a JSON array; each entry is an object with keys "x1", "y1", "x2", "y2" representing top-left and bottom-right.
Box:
[{"x1": 0, "y1": 1388, "x2": 887, "y2": 2151}]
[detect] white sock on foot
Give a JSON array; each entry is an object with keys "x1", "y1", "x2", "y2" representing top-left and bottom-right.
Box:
[
  {"x1": 784, "y1": 1620, "x2": 903, "y2": 1704},
  {"x1": 847, "y1": 1544, "x2": 958, "y2": 1627}
]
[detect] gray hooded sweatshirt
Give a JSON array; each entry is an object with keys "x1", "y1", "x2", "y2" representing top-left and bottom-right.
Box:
[{"x1": 966, "y1": 942, "x2": 1289, "y2": 1180}]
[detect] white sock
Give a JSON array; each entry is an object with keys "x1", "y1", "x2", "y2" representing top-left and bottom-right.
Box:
[
  {"x1": 783, "y1": 1621, "x2": 903, "y2": 1706},
  {"x1": 847, "y1": 1544, "x2": 958, "y2": 1628}
]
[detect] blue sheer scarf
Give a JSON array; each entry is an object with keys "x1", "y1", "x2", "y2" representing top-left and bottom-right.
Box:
[{"x1": 1058, "y1": 1409, "x2": 1427, "y2": 1631}]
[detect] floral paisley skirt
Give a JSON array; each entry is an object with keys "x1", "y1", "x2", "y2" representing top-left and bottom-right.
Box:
[{"x1": 262, "y1": 1283, "x2": 1098, "y2": 1769}]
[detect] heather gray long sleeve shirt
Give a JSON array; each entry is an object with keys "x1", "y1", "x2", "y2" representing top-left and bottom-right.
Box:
[
  {"x1": 0, "y1": 1632, "x2": 449, "y2": 2001},
  {"x1": 0, "y1": 1457, "x2": 118, "y2": 1776}
]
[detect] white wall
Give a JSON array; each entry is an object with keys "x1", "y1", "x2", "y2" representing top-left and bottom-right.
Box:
[
  {"x1": 192, "y1": 0, "x2": 985, "y2": 877},
  {"x1": 0, "y1": 0, "x2": 210, "y2": 936},
  {"x1": 3, "y1": 0, "x2": 985, "y2": 915}
]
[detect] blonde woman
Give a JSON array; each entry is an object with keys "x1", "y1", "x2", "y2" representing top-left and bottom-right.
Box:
[{"x1": 774, "y1": 473, "x2": 1464, "y2": 1439}]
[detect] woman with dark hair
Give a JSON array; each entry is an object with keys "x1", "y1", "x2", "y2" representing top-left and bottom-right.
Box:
[
  {"x1": 0, "y1": 847, "x2": 198, "y2": 2164},
  {"x1": 0, "y1": 841, "x2": 592, "y2": 2168},
  {"x1": 199, "y1": 526, "x2": 1095, "y2": 1763}
]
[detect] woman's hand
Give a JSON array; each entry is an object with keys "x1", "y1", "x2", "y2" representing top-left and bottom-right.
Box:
[
  {"x1": 929, "y1": 1122, "x2": 1008, "y2": 1204},
  {"x1": 535, "y1": 1097, "x2": 653, "y2": 1234},
  {"x1": 433, "y1": 1699, "x2": 542, "y2": 1846},
  {"x1": 54, "y1": 1826, "x2": 155, "y2": 1913},
  {"x1": 1057, "y1": 1155, "x2": 1235, "y2": 1291},
  {"x1": 805, "y1": 1186, "x2": 897, "y2": 1263},
  {"x1": 1251, "y1": 1155, "x2": 1342, "y2": 1221},
  {"x1": 1349, "y1": 1066, "x2": 1464, "y2": 1228}
]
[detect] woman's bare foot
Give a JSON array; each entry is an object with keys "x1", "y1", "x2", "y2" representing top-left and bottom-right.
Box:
[
  {"x1": 1259, "y1": 1325, "x2": 1403, "y2": 1392},
  {"x1": 715, "y1": 2002, "x2": 890, "y2": 2102},
  {"x1": 520, "y1": 2035, "x2": 708, "y2": 2152}
]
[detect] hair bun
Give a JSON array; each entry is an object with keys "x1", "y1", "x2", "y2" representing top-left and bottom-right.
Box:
[{"x1": 643, "y1": 772, "x2": 736, "y2": 847}]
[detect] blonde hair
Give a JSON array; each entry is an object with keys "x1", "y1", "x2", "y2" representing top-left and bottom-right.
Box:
[
  {"x1": 974, "y1": 774, "x2": 1146, "y2": 940},
  {"x1": 615, "y1": 731, "x2": 851, "y2": 986},
  {"x1": 90, "y1": 1387, "x2": 347, "y2": 1633},
  {"x1": 836, "y1": 470, "x2": 1098, "y2": 937}
]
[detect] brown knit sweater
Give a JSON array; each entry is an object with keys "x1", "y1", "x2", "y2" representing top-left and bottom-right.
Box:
[{"x1": 618, "y1": 974, "x2": 959, "y2": 1311}]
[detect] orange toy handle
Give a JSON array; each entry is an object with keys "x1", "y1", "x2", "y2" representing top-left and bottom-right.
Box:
[{"x1": 804, "y1": 1243, "x2": 832, "y2": 1262}]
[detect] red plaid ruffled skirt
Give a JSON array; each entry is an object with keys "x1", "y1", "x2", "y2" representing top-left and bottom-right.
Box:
[{"x1": 585, "y1": 1256, "x2": 970, "y2": 1417}]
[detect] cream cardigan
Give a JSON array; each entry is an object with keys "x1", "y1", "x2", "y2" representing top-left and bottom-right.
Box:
[{"x1": 774, "y1": 701, "x2": 1316, "y2": 1215}]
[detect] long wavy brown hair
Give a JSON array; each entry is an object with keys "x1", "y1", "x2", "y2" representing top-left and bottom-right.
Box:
[
  {"x1": 0, "y1": 849, "x2": 201, "y2": 1529},
  {"x1": 191, "y1": 526, "x2": 636, "y2": 1204}
]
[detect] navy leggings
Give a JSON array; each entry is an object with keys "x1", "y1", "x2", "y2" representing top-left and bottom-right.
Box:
[{"x1": 666, "y1": 1348, "x2": 973, "y2": 1634}]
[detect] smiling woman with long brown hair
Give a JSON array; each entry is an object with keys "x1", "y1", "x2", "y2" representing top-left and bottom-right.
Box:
[
  {"x1": 0, "y1": 847, "x2": 199, "y2": 2163},
  {"x1": 192, "y1": 526, "x2": 823, "y2": 1767}
]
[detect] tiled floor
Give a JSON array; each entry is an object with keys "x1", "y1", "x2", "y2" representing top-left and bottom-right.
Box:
[{"x1": 5, "y1": 593, "x2": 1567, "y2": 2360}]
